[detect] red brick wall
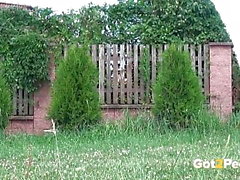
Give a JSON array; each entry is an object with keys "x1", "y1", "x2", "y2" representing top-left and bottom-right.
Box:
[
  {"x1": 0, "y1": 2, "x2": 33, "y2": 10},
  {"x1": 209, "y1": 42, "x2": 233, "y2": 118}
]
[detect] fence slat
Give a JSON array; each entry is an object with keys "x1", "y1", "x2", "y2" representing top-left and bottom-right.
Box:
[
  {"x1": 99, "y1": 45, "x2": 105, "y2": 103},
  {"x1": 23, "y1": 90, "x2": 28, "y2": 115},
  {"x1": 151, "y1": 46, "x2": 156, "y2": 103},
  {"x1": 120, "y1": 44, "x2": 125, "y2": 104},
  {"x1": 12, "y1": 88, "x2": 17, "y2": 115},
  {"x1": 133, "y1": 45, "x2": 139, "y2": 104},
  {"x1": 106, "y1": 45, "x2": 112, "y2": 104},
  {"x1": 29, "y1": 92, "x2": 34, "y2": 116},
  {"x1": 145, "y1": 45, "x2": 150, "y2": 104},
  {"x1": 113, "y1": 45, "x2": 118, "y2": 104},
  {"x1": 139, "y1": 45, "x2": 145, "y2": 103},
  {"x1": 92, "y1": 45, "x2": 97, "y2": 64},
  {"x1": 18, "y1": 89, "x2": 23, "y2": 115},
  {"x1": 190, "y1": 45, "x2": 196, "y2": 71},
  {"x1": 198, "y1": 45, "x2": 203, "y2": 88},
  {"x1": 184, "y1": 44, "x2": 189, "y2": 52},
  {"x1": 158, "y1": 45, "x2": 163, "y2": 62},
  {"x1": 127, "y1": 44, "x2": 133, "y2": 104},
  {"x1": 204, "y1": 44, "x2": 210, "y2": 100}
]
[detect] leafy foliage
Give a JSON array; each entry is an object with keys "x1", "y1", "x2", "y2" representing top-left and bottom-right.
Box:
[
  {"x1": 49, "y1": 46, "x2": 101, "y2": 130},
  {"x1": 2, "y1": 33, "x2": 49, "y2": 92},
  {"x1": 0, "y1": 8, "x2": 52, "y2": 92},
  {"x1": 0, "y1": 67, "x2": 12, "y2": 129},
  {"x1": 101, "y1": 0, "x2": 231, "y2": 44},
  {"x1": 152, "y1": 45, "x2": 204, "y2": 129}
]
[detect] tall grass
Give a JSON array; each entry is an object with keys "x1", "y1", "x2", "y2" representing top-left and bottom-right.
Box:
[{"x1": 1, "y1": 112, "x2": 240, "y2": 179}]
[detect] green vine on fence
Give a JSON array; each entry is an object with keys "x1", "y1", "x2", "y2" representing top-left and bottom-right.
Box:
[
  {"x1": 139, "y1": 46, "x2": 151, "y2": 103},
  {"x1": 2, "y1": 33, "x2": 49, "y2": 92}
]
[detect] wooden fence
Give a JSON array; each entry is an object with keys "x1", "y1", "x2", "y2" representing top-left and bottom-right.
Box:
[
  {"x1": 91, "y1": 44, "x2": 210, "y2": 108},
  {"x1": 11, "y1": 88, "x2": 34, "y2": 119},
  {"x1": 11, "y1": 44, "x2": 209, "y2": 117}
]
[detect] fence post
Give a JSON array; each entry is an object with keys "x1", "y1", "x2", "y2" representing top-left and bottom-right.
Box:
[
  {"x1": 33, "y1": 53, "x2": 54, "y2": 134},
  {"x1": 209, "y1": 42, "x2": 233, "y2": 118}
]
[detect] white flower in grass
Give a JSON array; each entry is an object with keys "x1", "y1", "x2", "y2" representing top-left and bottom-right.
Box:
[
  {"x1": 75, "y1": 167, "x2": 86, "y2": 171},
  {"x1": 44, "y1": 119, "x2": 56, "y2": 135}
]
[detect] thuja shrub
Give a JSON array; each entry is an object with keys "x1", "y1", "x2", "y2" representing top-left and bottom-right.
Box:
[
  {"x1": 0, "y1": 67, "x2": 11, "y2": 130},
  {"x1": 152, "y1": 45, "x2": 204, "y2": 129},
  {"x1": 49, "y1": 45, "x2": 101, "y2": 130}
]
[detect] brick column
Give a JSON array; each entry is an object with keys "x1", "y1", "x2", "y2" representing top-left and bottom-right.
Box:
[
  {"x1": 209, "y1": 42, "x2": 233, "y2": 118},
  {"x1": 33, "y1": 54, "x2": 55, "y2": 134}
]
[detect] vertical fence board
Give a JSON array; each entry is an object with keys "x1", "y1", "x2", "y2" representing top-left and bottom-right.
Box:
[
  {"x1": 133, "y1": 45, "x2": 139, "y2": 104},
  {"x1": 190, "y1": 45, "x2": 196, "y2": 71},
  {"x1": 145, "y1": 45, "x2": 150, "y2": 104},
  {"x1": 29, "y1": 92, "x2": 34, "y2": 116},
  {"x1": 184, "y1": 44, "x2": 189, "y2": 52},
  {"x1": 198, "y1": 45, "x2": 203, "y2": 88},
  {"x1": 139, "y1": 45, "x2": 145, "y2": 103},
  {"x1": 113, "y1": 45, "x2": 118, "y2": 104},
  {"x1": 204, "y1": 44, "x2": 210, "y2": 100},
  {"x1": 99, "y1": 45, "x2": 105, "y2": 103},
  {"x1": 63, "y1": 45, "x2": 68, "y2": 59},
  {"x1": 158, "y1": 45, "x2": 163, "y2": 62},
  {"x1": 127, "y1": 44, "x2": 133, "y2": 104},
  {"x1": 92, "y1": 45, "x2": 97, "y2": 64},
  {"x1": 151, "y1": 46, "x2": 156, "y2": 103},
  {"x1": 12, "y1": 88, "x2": 17, "y2": 115},
  {"x1": 23, "y1": 90, "x2": 28, "y2": 115},
  {"x1": 164, "y1": 44, "x2": 169, "y2": 51},
  {"x1": 18, "y1": 89, "x2": 23, "y2": 115},
  {"x1": 120, "y1": 44, "x2": 125, "y2": 104},
  {"x1": 106, "y1": 45, "x2": 112, "y2": 104}
]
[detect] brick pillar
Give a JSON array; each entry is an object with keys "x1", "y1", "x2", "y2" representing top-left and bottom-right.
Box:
[
  {"x1": 33, "y1": 54, "x2": 55, "y2": 134},
  {"x1": 209, "y1": 42, "x2": 233, "y2": 118}
]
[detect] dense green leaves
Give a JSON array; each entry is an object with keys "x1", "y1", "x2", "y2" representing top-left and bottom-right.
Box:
[
  {"x1": 103, "y1": 0, "x2": 231, "y2": 44},
  {"x1": 49, "y1": 46, "x2": 101, "y2": 130},
  {"x1": 152, "y1": 45, "x2": 204, "y2": 128},
  {"x1": 0, "y1": 68, "x2": 11, "y2": 129},
  {"x1": 2, "y1": 33, "x2": 49, "y2": 92}
]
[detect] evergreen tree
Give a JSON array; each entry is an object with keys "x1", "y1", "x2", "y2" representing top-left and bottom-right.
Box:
[
  {"x1": 49, "y1": 46, "x2": 101, "y2": 130},
  {"x1": 152, "y1": 45, "x2": 204, "y2": 128},
  {"x1": 0, "y1": 67, "x2": 11, "y2": 129}
]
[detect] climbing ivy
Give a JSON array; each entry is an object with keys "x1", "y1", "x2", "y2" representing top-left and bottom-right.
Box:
[{"x1": 2, "y1": 33, "x2": 49, "y2": 92}]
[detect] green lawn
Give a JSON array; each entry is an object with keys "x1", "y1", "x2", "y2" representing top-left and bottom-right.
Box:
[{"x1": 0, "y1": 125, "x2": 240, "y2": 180}]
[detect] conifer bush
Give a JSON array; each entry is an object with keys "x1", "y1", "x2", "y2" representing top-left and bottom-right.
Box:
[
  {"x1": 0, "y1": 67, "x2": 12, "y2": 130},
  {"x1": 49, "y1": 46, "x2": 101, "y2": 130},
  {"x1": 152, "y1": 45, "x2": 204, "y2": 129}
]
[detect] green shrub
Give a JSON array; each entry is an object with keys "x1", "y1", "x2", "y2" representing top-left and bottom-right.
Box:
[
  {"x1": 152, "y1": 45, "x2": 204, "y2": 129},
  {"x1": 0, "y1": 68, "x2": 12, "y2": 129},
  {"x1": 49, "y1": 45, "x2": 101, "y2": 130}
]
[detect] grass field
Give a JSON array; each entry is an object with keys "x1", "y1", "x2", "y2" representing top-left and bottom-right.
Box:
[{"x1": 1, "y1": 119, "x2": 240, "y2": 180}]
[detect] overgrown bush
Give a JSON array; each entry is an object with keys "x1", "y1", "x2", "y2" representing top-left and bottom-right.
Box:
[
  {"x1": 152, "y1": 45, "x2": 204, "y2": 129},
  {"x1": 49, "y1": 45, "x2": 101, "y2": 130},
  {"x1": 0, "y1": 67, "x2": 12, "y2": 130}
]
